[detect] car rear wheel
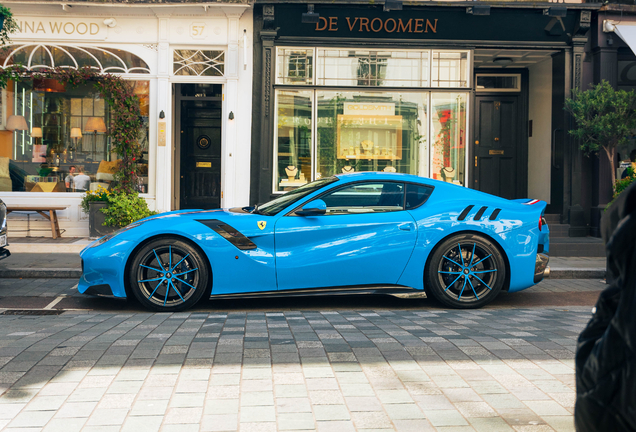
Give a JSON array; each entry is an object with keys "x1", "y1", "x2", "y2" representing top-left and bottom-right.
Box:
[
  {"x1": 425, "y1": 234, "x2": 506, "y2": 309},
  {"x1": 129, "y1": 238, "x2": 209, "y2": 312}
]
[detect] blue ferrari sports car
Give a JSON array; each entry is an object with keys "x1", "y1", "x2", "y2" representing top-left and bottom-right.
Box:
[{"x1": 79, "y1": 172, "x2": 550, "y2": 311}]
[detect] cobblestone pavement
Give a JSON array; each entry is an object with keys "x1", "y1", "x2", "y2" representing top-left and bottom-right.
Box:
[{"x1": 0, "y1": 305, "x2": 595, "y2": 432}]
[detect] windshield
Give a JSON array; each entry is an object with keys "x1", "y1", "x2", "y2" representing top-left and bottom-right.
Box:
[{"x1": 256, "y1": 177, "x2": 339, "y2": 216}]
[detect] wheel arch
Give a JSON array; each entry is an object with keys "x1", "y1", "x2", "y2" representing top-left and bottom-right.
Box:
[
  {"x1": 423, "y1": 229, "x2": 511, "y2": 293},
  {"x1": 123, "y1": 233, "x2": 213, "y2": 300}
]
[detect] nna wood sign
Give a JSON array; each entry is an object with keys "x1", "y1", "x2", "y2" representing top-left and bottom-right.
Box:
[{"x1": 275, "y1": 5, "x2": 578, "y2": 42}]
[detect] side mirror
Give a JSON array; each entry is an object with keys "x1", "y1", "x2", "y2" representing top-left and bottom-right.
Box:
[{"x1": 295, "y1": 199, "x2": 327, "y2": 216}]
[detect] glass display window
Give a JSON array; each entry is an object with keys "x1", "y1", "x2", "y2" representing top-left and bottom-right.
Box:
[
  {"x1": 272, "y1": 47, "x2": 471, "y2": 194},
  {"x1": 274, "y1": 89, "x2": 313, "y2": 192},
  {"x1": 316, "y1": 90, "x2": 426, "y2": 179},
  {"x1": 430, "y1": 92, "x2": 467, "y2": 186},
  {"x1": 0, "y1": 79, "x2": 150, "y2": 193}
]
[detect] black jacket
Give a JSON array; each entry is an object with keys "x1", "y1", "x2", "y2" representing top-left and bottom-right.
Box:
[{"x1": 575, "y1": 182, "x2": 636, "y2": 431}]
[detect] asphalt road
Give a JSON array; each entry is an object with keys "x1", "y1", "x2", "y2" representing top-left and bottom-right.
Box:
[{"x1": 0, "y1": 278, "x2": 605, "y2": 314}]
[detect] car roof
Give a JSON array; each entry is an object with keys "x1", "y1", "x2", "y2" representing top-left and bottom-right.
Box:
[{"x1": 334, "y1": 172, "x2": 435, "y2": 185}]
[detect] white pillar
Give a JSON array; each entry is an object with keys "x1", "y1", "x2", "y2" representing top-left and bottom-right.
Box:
[{"x1": 154, "y1": 17, "x2": 172, "y2": 212}]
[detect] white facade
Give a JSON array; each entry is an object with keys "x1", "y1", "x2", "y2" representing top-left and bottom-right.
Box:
[{"x1": 0, "y1": 2, "x2": 253, "y2": 237}]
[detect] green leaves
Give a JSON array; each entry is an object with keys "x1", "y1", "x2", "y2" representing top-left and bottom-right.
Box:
[
  {"x1": 565, "y1": 80, "x2": 636, "y2": 188},
  {"x1": 565, "y1": 81, "x2": 636, "y2": 155},
  {"x1": 101, "y1": 193, "x2": 157, "y2": 227}
]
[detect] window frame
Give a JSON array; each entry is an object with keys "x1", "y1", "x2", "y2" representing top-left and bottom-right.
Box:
[{"x1": 475, "y1": 73, "x2": 522, "y2": 93}]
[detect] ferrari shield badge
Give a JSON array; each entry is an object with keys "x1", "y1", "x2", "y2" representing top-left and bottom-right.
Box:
[{"x1": 257, "y1": 221, "x2": 267, "y2": 230}]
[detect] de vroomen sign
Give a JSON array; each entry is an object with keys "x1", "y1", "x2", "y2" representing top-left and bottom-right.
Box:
[{"x1": 274, "y1": 5, "x2": 577, "y2": 43}]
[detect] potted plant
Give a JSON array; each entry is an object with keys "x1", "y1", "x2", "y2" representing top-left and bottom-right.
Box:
[
  {"x1": 101, "y1": 192, "x2": 156, "y2": 228},
  {"x1": 81, "y1": 186, "x2": 115, "y2": 238}
]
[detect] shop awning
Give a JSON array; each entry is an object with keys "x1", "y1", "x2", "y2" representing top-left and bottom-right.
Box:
[{"x1": 614, "y1": 25, "x2": 636, "y2": 55}]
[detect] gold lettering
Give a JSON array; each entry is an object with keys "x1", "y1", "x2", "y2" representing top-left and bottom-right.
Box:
[
  {"x1": 425, "y1": 19, "x2": 438, "y2": 33},
  {"x1": 346, "y1": 17, "x2": 358, "y2": 31},
  {"x1": 328, "y1": 16, "x2": 338, "y2": 31},
  {"x1": 359, "y1": 17, "x2": 370, "y2": 32},
  {"x1": 384, "y1": 18, "x2": 397, "y2": 33},
  {"x1": 76, "y1": 22, "x2": 88, "y2": 35},
  {"x1": 370, "y1": 18, "x2": 383, "y2": 32},
  {"x1": 90, "y1": 23, "x2": 99, "y2": 35},
  {"x1": 414, "y1": 19, "x2": 424, "y2": 33},
  {"x1": 315, "y1": 17, "x2": 328, "y2": 31},
  {"x1": 397, "y1": 19, "x2": 412, "y2": 33},
  {"x1": 25, "y1": 21, "x2": 35, "y2": 33},
  {"x1": 49, "y1": 22, "x2": 62, "y2": 33},
  {"x1": 63, "y1": 22, "x2": 75, "y2": 34},
  {"x1": 36, "y1": 22, "x2": 45, "y2": 33}
]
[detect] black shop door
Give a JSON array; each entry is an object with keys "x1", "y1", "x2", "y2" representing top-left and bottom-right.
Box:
[
  {"x1": 474, "y1": 96, "x2": 522, "y2": 200},
  {"x1": 178, "y1": 85, "x2": 222, "y2": 209}
]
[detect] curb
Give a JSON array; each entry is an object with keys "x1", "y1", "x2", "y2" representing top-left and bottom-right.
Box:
[
  {"x1": 6, "y1": 243, "x2": 88, "y2": 254},
  {"x1": 548, "y1": 269, "x2": 606, "y2": 279},
  {"x1": 0, "y1": 268, "x2": 82, "y2": 279}
]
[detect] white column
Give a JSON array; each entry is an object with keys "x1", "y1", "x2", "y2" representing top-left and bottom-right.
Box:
[{"x1": 155, "y1": 17, "x2": 172, "y2": 212}]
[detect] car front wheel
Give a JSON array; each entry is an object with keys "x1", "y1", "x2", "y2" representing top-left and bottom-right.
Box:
[
  {"x1": 129, "y1": 238, "x2": 209, "y2": 312},
  {"x1": 425, "y1": 234, "x2": 506, "y2": 309}
]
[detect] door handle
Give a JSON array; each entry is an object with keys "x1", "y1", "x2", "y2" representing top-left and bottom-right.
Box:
[{"x1": 398, "y1": 223, "x2": 414, "y2": 231}]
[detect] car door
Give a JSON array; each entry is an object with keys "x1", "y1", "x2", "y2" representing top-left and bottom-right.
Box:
[{"x1": 274, "y1": 181, "x2": 418, "y2": 290}]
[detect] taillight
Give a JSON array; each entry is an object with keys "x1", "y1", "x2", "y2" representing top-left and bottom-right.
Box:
[{"x1": 539, "y1": 217, "x2": 543, "y2": 231}]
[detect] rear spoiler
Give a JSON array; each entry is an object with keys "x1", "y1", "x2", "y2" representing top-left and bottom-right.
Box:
[{"x1": 512, "y1": 198, "x2": 541, "y2": 205}]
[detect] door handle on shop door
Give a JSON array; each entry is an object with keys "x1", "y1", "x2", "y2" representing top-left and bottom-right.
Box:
[{"x1": 398, "y1": 223, "x2": 415, "y2": 231}]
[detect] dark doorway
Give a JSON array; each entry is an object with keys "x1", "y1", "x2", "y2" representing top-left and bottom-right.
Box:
[
  {"x1": 474, "y1": 96, "x2": 523, "y2": 199},
  {"x1": 177, "y1": 84, "x2": 222, "y2": 209}
]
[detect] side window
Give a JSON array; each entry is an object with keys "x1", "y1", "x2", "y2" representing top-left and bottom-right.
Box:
[
  {"x1": 405, "y1": 183, "x2": 434, "y2": 209},
  {"x1": 321, "y1": 182, "x2": 405, "y2": 215}
]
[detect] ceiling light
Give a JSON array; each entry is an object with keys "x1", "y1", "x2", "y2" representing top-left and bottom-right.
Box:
[
  {"x1": 467, "y1": 5, "x2": 491, "y2": 16},
  {"x1": 384, "y1": 0, "x2": 403, "y2": 11},
  {"x1": 302, "y1": 4, "x2": 320, "y2": 24},
  {"x1": 493, "y1": 57, "x2": 513, "y2": 66},
  {"x1": 544, "y1": 7, "x2": 567, "y2": 17}
]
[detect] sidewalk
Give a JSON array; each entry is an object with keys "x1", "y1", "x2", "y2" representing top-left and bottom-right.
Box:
[{"x1": 0, "y1": 246, "x2": 607, "y2": 280}]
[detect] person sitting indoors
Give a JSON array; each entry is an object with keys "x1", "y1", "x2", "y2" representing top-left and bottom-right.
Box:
[
  {"x1": 73, "y1": 166, "x2": 91, "y2": 192},
  {"x1": 65, "y1": 165, "x2": 77, "y2": 191},
  {"x1": 621, "y1": 149, "x2": 636, "y2": 179}
]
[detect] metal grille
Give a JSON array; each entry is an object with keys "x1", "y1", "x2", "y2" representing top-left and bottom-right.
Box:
[
  {"x1": 1, "y1": 309, "x2": 65, "y2": 315},
  {"x1": 173, "y1": 50, "x2": 224, "y2": 77}
]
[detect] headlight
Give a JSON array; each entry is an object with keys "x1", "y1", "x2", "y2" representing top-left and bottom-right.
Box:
[{"x1": 90, "y1": 222, "x2": 143, "y2": 248}]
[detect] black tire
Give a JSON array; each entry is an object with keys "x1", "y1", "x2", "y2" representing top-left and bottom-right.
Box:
[
  {"x1": 425, "y1": 233, "x2": 506, "y2": 309},
  {"x1": 128, "y1": 237, "x2": 209, "y2": 312}
]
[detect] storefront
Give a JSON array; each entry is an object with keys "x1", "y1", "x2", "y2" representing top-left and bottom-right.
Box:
[
  {"x1": 0, "y1": 1, "x2": 252, "y2": 237},
  {"x1": 250, "y1": 2, "x2": 596, "y2": 221}
]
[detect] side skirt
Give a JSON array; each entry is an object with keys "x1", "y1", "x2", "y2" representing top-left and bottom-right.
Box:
[{"x1": 210, "y1": 285, "x2": 427, "y2": 300}]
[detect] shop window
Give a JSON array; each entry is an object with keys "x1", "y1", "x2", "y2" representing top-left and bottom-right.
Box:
[
  {"x1": 321, "y1": 182, "x2": 405, "y2": 215},
  {"x1": 277, "y1": 48, "x2": 314, "y2": 85},
  {"x1": 430, "y1": 93, "x2": 467, "y2": 186},
  {"x1": 2, "y1": 44, "x2": 151, "y2": 74},
  {"x1": 173, "y1": 50, "x2": 224, "y2": 76},
  {"x1": 274, "y1": 90, "x2": 313, "y2": 192},
  {"x1": 0, "y1": 80, "x2": 150, "y2": 194},
  {"x1": 431, "y1": 51, "x2": 469, "y2": 88},
  {"x1": 316, "y1": 90, "x2": 426, "y2": 179},
  {"x1": 317, "y1": 49, "x2": 427, "y2": 87}
]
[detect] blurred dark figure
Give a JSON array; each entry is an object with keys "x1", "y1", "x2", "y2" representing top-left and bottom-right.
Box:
[{"x1": 575, "y1": 182, "x2": 636, "y2": 431}]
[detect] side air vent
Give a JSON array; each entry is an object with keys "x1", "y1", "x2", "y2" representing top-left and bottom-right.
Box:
[
  {"x1": 197, "y1": 219, "x2": 257, "y2": 251},
  {"x1": 489, "y1": 208, "x2": 502, "y2": 220},
  {"x1": 474, "y1": 206, "x2": 488, "y2": 221},
  {"x1": 457, "y1": 205, "x2": 474, "y2": 221}
]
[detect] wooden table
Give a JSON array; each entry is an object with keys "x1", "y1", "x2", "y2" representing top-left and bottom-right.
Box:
[{"x1": 6, "y1": 206, "x2": 66, "y2": 239}]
